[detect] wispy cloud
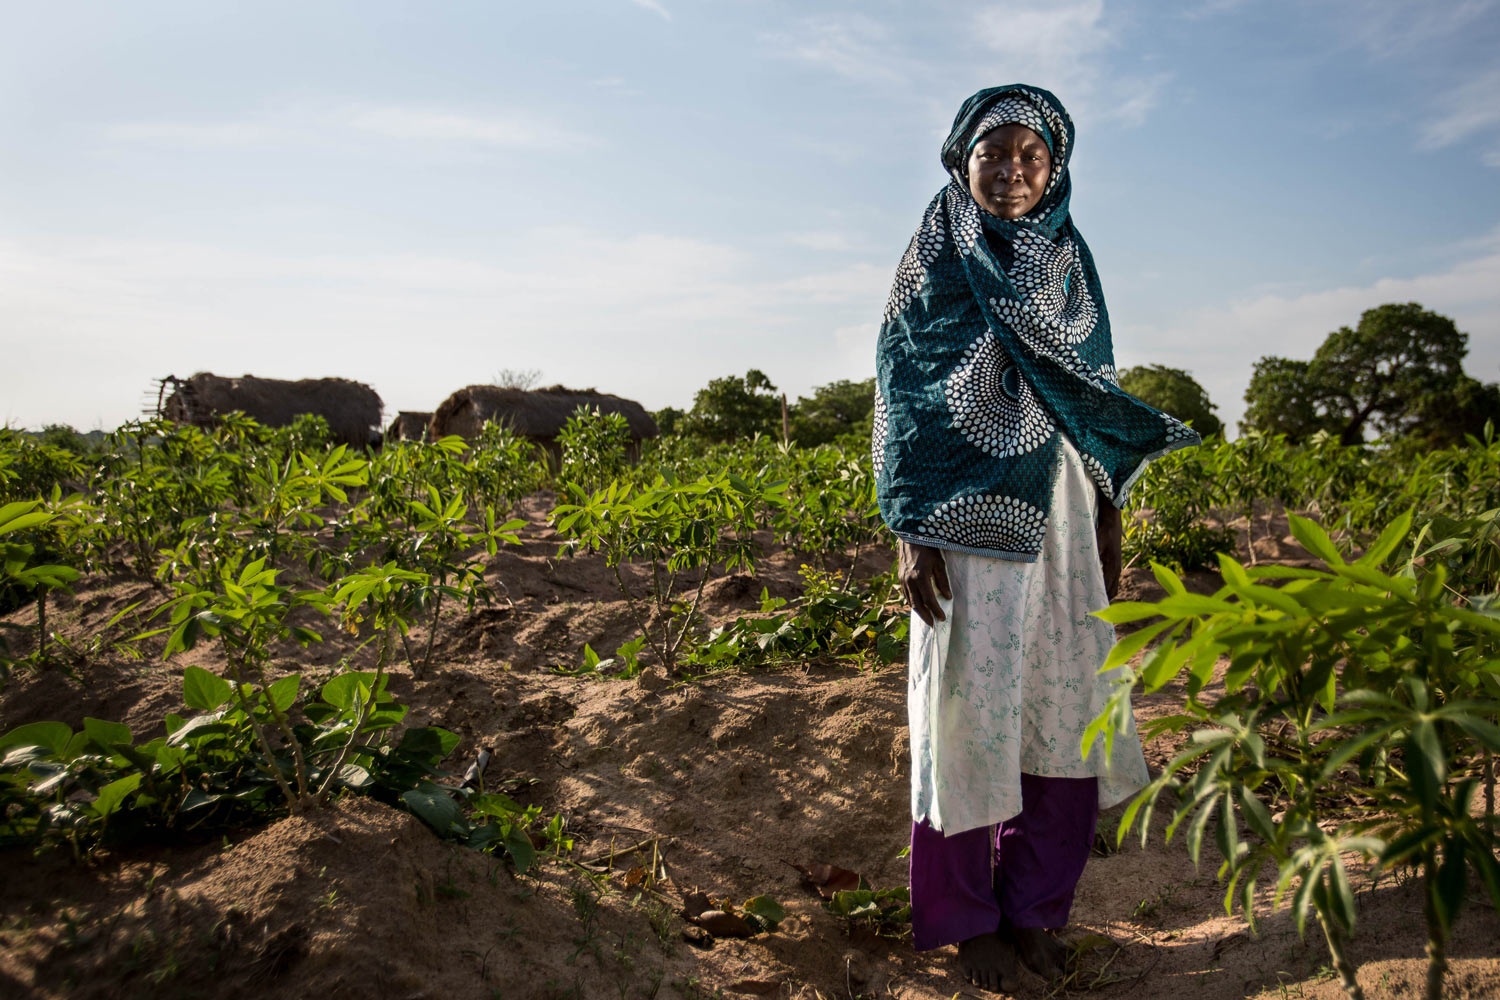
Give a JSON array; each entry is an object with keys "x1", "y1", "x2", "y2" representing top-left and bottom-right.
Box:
[
  {"x1": 1484, "y1": 148, "x2": 1500, "y2": 168},
  {"x1": 107, "y1": 103, "x2": 592, "y2": 152},
  {"x1": 1424, "y1": 67, "x2": 1500, "y2": 147},
  {"x1": 787, "y1": 231, "x2": 857, "y2": 252},
  {"x1": 630, "y1": 0, "x2": 671, "y2": 21},
  {"x1": 762, "y1": 15, "x2": 908, "y2": 83},
  {"x1": 346, "y1": 107, "x2": 587, "y2": 148},
  {"x1": 1341, "y1": 0, "x2": 1496, "y2": 58},
  {"x1": 971, "y1": 1, "x2": 1167, "y2": 126},
  {"x1": 1117, "y1": 230, "x2": 1500, "y2": 433}
]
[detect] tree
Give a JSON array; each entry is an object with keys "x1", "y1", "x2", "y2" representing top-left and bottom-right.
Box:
[
  {"x1": 1117, "y1": 365, "x2": 1223, "y2": 438},
  {"x1": 652, "y1": 406, "x2": 685, "y2": 437},
  {"x1": 679, "y1": 370, "x2": 781, "y2": 443},
  {"x1": 1240, "y1": 358, "x2": 1329, "y2": 441},
  {"x1": 1241, "y1": 302, "x2": 1492, "y2": 445},
  {"x1": 789, "y1": 378, "x2": 876, "y2": 447},
  {"x1": 1311, "y1": 302, "x2": 1467, "y2": 444}
]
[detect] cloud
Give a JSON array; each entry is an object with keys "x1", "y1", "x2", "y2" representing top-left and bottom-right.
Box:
[
  {"x1": 1117, "y1": 228, "x2": 1500, "y2": 433},
  {"x1": 761, "y1": 15, "x2": 908, "y2": 83},
  {"x1": 1341, "y1": 0, "x2": 1497, "y2": 58},
  {"x1": 1424, "y1": 67, "x2": 1500, "y2": 147},
  {"x1": 345, "y1": 107, "x2": 589, "y2": 149},
  {"x1": 107, "y1": 103, "x2": 591, "y2": 152},
  {"x1": 970, "y1": 2, "x2": 1167, "y2": 126},
  {"x1": 0, "y1": 231, "x2": 892, "y2": 428},
  {"x1": 1485, "y1": 148, "x2": 1500, "y2": 168},
  {"x1": 629, "y1": 0, "x2": 671, "y2": 21},
  {"x1": 787, "y1": 231, "x2": 857, "y2": 252}
]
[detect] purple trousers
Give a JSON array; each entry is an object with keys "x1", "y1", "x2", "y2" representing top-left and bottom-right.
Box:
[{"x1": 909, "y1": 773, "x2": 1099, "y2": 951}]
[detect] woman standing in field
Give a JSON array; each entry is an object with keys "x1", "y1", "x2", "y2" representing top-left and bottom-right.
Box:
[{"x1": 873, "y1": 85, "x2": 1199, "y2": 991}]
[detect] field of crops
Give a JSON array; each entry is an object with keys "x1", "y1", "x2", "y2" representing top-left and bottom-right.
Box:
[{"x1": 1, "y1": 413, "x2": 1498, "y2": 1000}]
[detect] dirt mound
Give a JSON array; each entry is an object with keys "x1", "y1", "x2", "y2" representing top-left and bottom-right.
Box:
[{"x1": 3, "y1": 499, "x2": 1499, "y2": 998}]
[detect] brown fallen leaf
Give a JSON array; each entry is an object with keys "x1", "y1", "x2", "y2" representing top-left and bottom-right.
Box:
[
  {"x1": 786, "y1": 860, "x2": 862, "y2": 899},
  {"x1": 622, "y1": 867, "x2": 646, "y2": 889},
  {"x1": 694, "y1": 909, "x2": 754, "y2": 938},
  {"x1": 727, "y1": 979, "x2": 780, "y2": 995}
]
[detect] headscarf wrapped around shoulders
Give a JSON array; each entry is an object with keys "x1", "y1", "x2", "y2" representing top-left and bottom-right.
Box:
[{"x1": 873, "y1": 84, "x2": 1199, "y2": 561}]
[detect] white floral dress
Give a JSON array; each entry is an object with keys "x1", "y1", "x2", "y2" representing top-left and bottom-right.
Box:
[{"x1": 908, "y1": 436, "x2": 1149, "y2": 834}]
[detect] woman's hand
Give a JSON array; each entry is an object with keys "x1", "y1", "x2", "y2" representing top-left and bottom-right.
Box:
[
  {"x1": 898, "y1": 539, "x2": 952, "y2": 628},
  {"x1": 1095, "y1": 487, "x2": 1122, "y2": 601}
]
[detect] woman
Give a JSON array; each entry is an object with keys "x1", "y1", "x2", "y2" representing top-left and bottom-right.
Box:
[{"x1": 872, "y1": 85, "x2": 1198, "y2": 991}]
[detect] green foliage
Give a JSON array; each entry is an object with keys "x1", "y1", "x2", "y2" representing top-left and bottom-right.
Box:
[
  {"x1": 1242, "y1": 302, "x2": 1495, "y2": 447},
  {"x1": 1090, "y1": 512, "x2": 1500, "y2": 1000},
  {"x1": 552, "y1": 470, "x2": 787, "y2": 671},
  {"x1": 0, "y1": 664, "x2": 460, "y2": 856},
  {"x1": 825, "y1": 885, "x2": 911, "y2": 936},
  {"x1": 1118, "y1": 365, "x2": 1223, "y2": 438},
  {"x1": 678, "y1": 369, "x2": 782, "y2": 443},
  {"x1": 0, "y1": 501, "x2": 80, "y2": 673},
  {"x1": 789, "y1": 378, "x2": 876, "y2": 447},
  {"x1": 684, "y1": 570, "x2": 908, "y2": 670},
  {"x1": 1122, "y1": 446, "x2": 1236, "y2": 573},
  {"x1": 559, "y1": 405, "x2": 632, "y2": 494}
]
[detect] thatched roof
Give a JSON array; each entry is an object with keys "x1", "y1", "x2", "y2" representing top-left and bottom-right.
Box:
[
  {"x1": 386, "y1": 411, "x2": 432, "y2": 442},
  {"x1": 430, "y1": 385, "x2": 658, "y2": 441},
  {"x1": 159, "y1": 372, "x2": 383, "y2": 447}
]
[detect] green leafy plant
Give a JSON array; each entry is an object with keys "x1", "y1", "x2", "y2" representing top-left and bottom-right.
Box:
[
  {"x1": 552, "y1": 470, "x2": 786, "y2": 672},
  {"x1": 1088, "y1": 512, "x2": 1500, "y2": 1000},
  {"x1": 0, "y1": 501, "x2": 80, "y2": 674}
]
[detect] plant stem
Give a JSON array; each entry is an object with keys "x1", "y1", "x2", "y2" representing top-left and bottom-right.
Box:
[
  {"x1": 1317, "y1": 912, "x2": 1365, "y2": 1000},
  {"x1": 610, "y1": 563, "x2": 668, "y2": 669},
  {"x1": 247, "y1": 653, "x2": 314, "y2": 806},
  {"x1": 222, "y1": 648, "x2": 301, "y2": 809},
  {"x1": 418, "y1": 589, "x2": 445, "y2": 679},
  {"x1": 1423, "y1": 844, "x2": 1449, "y2": 1000},
  {"x1": 35, "y1": 586, "x2": 47, "y2": 662},
  {"x1": 317, "y1": 630, "x2": 389, "y2": 802}
]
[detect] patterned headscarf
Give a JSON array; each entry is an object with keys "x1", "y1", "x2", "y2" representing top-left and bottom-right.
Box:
[{"x1": 873, "y1": 85, "x2": 1198, "y2": 560}]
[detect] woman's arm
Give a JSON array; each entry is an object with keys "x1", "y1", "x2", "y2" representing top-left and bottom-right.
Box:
[
  {"x1": 1095, "y1": 486, "x2": 1121, "y2": 601},
  {"x1": 898, "y1": 539, "x2": 952, "y2": 627}
]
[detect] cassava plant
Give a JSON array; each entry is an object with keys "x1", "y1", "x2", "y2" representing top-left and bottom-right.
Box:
[
  {"x1": 551, "y1": 470, "x2": 787, "y2": 672},
  {"x1": 1087, "y1": 512, "x2": 1500, "y2": 1000}
]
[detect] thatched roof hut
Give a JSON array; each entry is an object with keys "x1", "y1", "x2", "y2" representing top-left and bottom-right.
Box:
[
  {"x1": 430, "y1": 385, "x2": 658, "y2": 445},
  {"x1": 386, "y1": 411, "x2": 433, "y2": 443},
  {"x1": 159, "y1": 372, "x2": 383, "y2": 447}
]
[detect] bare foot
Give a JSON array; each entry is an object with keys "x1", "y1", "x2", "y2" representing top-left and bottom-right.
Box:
[
  {"x1": 1010, "y1": 926, "x2": 1068, "y2": 981},
  {"x1": 958, "y1": 931, "x2": 1020, "y2": 993}
]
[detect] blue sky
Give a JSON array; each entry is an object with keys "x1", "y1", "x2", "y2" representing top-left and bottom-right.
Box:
[{"x1": 3, "y1": 0, "x2": 1498, "y2": 434}]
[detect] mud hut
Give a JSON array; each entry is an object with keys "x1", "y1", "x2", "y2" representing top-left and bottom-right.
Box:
[
  {"x1": 158, "y1": 373, "x2": 383, "y2": 447},
  {"x1": 429, "y1": 385, "x2": 657, "y2": 460},
  {"x1": 385, "y1": 411, "x2": 433, "y2": 443}
]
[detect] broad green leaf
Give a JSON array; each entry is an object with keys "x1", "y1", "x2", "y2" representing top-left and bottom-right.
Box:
[
  {"x1": 82, "y1": 717, "x2": 132, "y2": 752},
  {"x1": 0, "y1": 721, "x2": 73, "y2": 755},
  {"x1": 182, "y1": 666, "x2": 233, "y2": 710},
  {"x1": 92, "y1": 772, "x2": 143, "y2": 817},
  {"x1": 401, "y1": 783, "x2": 465, "y2": 835},
  {"x1": 266, "y1": 675, "x2": 300, "y2": 713}
]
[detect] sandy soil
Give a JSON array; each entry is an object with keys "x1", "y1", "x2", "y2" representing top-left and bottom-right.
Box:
[{"x1": 1, "y1": 498, "x2": 1496, "y2": 1000}]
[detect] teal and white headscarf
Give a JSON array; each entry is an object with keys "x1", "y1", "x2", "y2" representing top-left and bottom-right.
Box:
[{"x1": 874, "y1": 85, "x2": 1199, "y2": 561}]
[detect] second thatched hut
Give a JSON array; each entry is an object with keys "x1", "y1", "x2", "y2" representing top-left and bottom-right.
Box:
[
  {"x1": 385, "y1": 411, "x2": 433, "y2": 443},
  {"x1": 158, "y1": 372, "x2": 383, "y2": 447},
  {"x1": 429, "y1": 385, "x2": 657, "y2": 460}
]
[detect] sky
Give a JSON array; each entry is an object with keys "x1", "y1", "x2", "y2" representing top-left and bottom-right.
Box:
[{"x1": 3, "y1": 0, "x2": 1499, "y2": 435}]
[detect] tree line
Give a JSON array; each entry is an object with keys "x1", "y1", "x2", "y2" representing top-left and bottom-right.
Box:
[{"x1": 657, "y1": 302, "x2": 1498, "y2": 447}]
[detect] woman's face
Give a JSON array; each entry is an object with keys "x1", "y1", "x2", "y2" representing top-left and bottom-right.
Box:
[{"x1": 966, "y1": 124, "x2": 1052, "y2": 219}]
